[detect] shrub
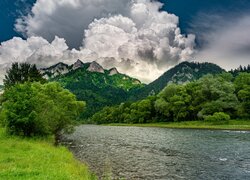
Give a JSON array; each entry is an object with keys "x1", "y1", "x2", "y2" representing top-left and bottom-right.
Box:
[
  {"x1": 204, "y1": 112, "x2": 230, "y2": 125},
  {"x1": 0, "y1": 82, "x2": 85, "y2": 143}
]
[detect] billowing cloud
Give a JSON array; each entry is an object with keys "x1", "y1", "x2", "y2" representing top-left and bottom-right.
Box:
[
  {"x1": 192, "y1": 13, "x2": 250, "y2": 70},
  {"x1": 0, "y1": 36, "x2": 96, "y2": 83},
  {"x1": 15, "y1": 0, "x2": 130, "y2": 48},
  {"x1": 0, "y1": 0, "x2": 196, "y2": 84}
]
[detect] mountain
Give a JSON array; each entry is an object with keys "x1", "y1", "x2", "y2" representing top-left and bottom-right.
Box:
[
  {"x1": 41, "y1": 60, "x2": 144, "y2": 118},
  {"x1": 40, "y1": 62, "x2": 70, "y2": 79},
  {"x1": 129, "y1": 61, "x2": 225, "y2": 101},
  {"x1": 72, "y1": 59, "x2": 84, "y2": 70},
  {"x1": 40, "y1": 60, "x2": 106, "y2": 78},
  {"x1": 41, "y1": 60, "x2": 225, "y2": 119},
  {"x1": 87, "y1": 61, "x2": 105, "y2": 73}
]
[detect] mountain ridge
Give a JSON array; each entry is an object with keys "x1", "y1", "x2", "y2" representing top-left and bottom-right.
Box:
[
  {"x1": 128, "y1": 61, "x2": 225, "y2": 101},
  {"x1": 41, "y1": 60, "x2": 227, "y2": 119},
  {"x1": 42, "y1": 60, "x2": 144, "y2": 118}
]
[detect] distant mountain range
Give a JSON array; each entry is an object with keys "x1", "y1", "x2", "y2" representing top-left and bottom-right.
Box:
[
  {"x1": 41, "y1": 60, "x2": 116, "y2": 79},
  {"x1": 42, "y1": 60, "x2": 227, "y2": 119}
]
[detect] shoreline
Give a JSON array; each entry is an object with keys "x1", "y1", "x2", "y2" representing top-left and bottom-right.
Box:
[{"x1": 103, "y1": 120, "x2": 250, "y2": 131}]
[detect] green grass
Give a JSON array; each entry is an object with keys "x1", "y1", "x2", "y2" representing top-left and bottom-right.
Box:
[
  {"x1": 107, "y1": 120, "x2": 250, "y2": 130},
  {"x1": 0, "y1": 128, "x2": 96, "y2": 180}
]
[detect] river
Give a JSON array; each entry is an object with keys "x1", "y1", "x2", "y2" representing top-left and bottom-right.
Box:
[{"x1": 62, "y1": 125, "x2": 250, "y2": 180}]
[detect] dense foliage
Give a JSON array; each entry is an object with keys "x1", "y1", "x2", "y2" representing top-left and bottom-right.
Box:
[
  {"x1": 53, "y1": 67, "x2": 144, "y2": 118},
  {"x1": 4, "y1": 62, "x2": 45, "y2": 89},
  {"x1": 204, "y1": 112, "x2": 230, "y2": 125},
  {"x1": 49, "y1": 61, "x2": 225, "y2": 119},
  {"x1": 91, "y1": 73, "x2": 250, "y2": 124},
  {"x1": 129, "y1": 62, "x2": 225, "y2": 101},
  {"x1": 0, "y1": 82, "x2": 85, "y2": 141}
]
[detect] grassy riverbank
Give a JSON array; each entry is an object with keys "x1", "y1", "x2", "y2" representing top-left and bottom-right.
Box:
[
  {"x1": 107, "y1": 120, "x2": 250, "y2": 130},
  {"x1": 0, "y1": 128, "x2": 95, "y2": 180}
]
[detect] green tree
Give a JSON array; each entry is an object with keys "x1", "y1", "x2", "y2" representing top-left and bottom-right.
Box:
[
  {"x1": 197, "y1": 75, "x2": 239, "y2": 119},
  {"x1": 129, "y1": 97, "x2": 155, "y2": 123},
  {"x1": 234, "y1": 73, "x2": 250, "y2": 118},
  {"x1": 4, "y1": 62, "x2": 45, "y2": 89},
  {"x1": 0, "y1": 82, "x2": 85, "y2": 144},
  {"x1": 155, "y1": 84, "x2": 191, "y2": 121}
]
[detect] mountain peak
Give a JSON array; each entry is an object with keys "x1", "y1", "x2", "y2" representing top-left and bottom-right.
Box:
[
  {"x1": 49, "y1": 62, "x2": 68, "y2": 69},
  {"x1": 72, "y1": 59, "x2": 84, "y2": 70},
  {"x1": 130, "y1": 61, "x2": 225, "y2": 101},
  {"x1": 87, "y1": 61, "x2": 104, "y2": 73},
  {"x1": 109, "y1": 67, "x2": 119, "y2": 76},
  {"x1": 40, "y1": 62, "x2": 69, "y2": 79}
]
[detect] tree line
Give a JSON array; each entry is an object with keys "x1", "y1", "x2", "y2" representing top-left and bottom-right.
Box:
[{"x1": 91, "y1": 73, "x2": 250, "y2": 124}]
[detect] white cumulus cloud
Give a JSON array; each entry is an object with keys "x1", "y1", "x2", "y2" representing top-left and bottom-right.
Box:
[
  {"x1": 0, "y1": 0, "x2": 196, "y2": 84},
  {"x1": 193, "y1": 14, "x2": 250, "y2": 70}
]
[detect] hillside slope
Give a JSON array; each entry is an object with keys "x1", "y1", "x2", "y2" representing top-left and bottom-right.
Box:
[
  {"x1": 129, "y1": 61, "x2": 225, "y2": 101},
  {"x1": 42, "y1": 60, "x2": 144, "y2": 118}
]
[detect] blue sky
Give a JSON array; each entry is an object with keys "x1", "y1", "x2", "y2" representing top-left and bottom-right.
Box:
[
  {"x1": 1, "y1": 0, "x2": 250, "y2": 44},
  {"x1": 0, "y1": 0, "x2": 34, "y2": 42},
  {"x1": 161, "y1": 0, "x2": 250, "y2": 47}
]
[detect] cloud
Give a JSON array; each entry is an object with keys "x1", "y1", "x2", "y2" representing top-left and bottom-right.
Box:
[
  {"x1": 0, "y1": 0, "x2": 195, "y2": 84},
  {"x1": 15, "y1": 0, "x2": 130, "y2": 48},
  {"x1": 0, "y1": 36, "x2": 96, "y2": 83},
  {"x1": 192, "y1": 13, "x2": 250, "y2": 70}
]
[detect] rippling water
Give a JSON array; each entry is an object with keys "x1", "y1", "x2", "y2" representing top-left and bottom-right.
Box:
[{"x1": 62, "y1": 125, "x2": 250, "y2": 180}]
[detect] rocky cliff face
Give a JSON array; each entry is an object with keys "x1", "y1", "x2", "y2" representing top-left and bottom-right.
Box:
[
  {"x1": 41, "y1": 60, "x2": 143, "y2": 81},
  {"x1": 109, "y1": 68, "x2": 119, "y2": 76},
  {"x1": 87, "y1": 61, "x2": 105, "y2": 73},
  {"x1": 41, "y1": 60, "x2": 108, "y2": 78},
  {"x1": 168, "y1": 64, "x2": 196, "y2": 85},
  {"x1": 41, "y1": 62, "x2": 69, "y2": 79},
  {"x1": 72, "y1": 59, "x2": 84, "y2": 70}
]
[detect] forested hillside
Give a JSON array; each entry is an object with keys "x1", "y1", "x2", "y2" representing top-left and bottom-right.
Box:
[
  {"x1": 42, "y1": 60, "x2": 249, "y2": 120},
  {"x1": 43, "y1": 60, "x2": 144, "y2": 118},
  {"x1": 91, "y1": 72, "x2": 250, "y2": 124},
  {"x1": 129, "y1": 62, "x2": 225, "y2": 101}
]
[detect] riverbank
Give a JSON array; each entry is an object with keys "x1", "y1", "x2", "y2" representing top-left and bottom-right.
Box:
[
  {"x1": 0, "y1": 128, "x2": 96, "y2": 180},
  {"x1": 107, "y1": 120, "x2": 250, "y2": 131}
]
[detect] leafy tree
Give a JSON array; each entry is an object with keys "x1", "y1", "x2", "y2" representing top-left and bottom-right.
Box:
[
  {"x1": 155, "y1": 84, "x2": 191, "y2": 121},
  {"x1": 234, "y1": 73, "x2": 250, "y2": 118},
  {"x1": 234, "y1": 73, "x2": 250, "y2": 91},
  {"x1": 129, "y1": 97, "x2": 156, "y2": 123},
  {"x1": 0, "y1": 82, "x2": 85, "y2": 144},
  {"x1": 4, "y1": 62, "x2": 45, "y2": 89},
  {"x1": 197, "y1": 75, "x2": 239, "y2": 118}
]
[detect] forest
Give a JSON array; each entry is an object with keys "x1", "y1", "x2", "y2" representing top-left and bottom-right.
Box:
[{"x1": 91, "y1": 72, "x2": 250, "y2": 124}]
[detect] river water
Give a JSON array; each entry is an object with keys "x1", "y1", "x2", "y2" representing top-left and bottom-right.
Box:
[{"x1": 62, "y1": 125, "x2": 250, "y2": 180}]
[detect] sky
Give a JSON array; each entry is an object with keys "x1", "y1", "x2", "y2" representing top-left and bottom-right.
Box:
[{"x1": 0, "y1": 0, "x2": 250, "y2": 83}]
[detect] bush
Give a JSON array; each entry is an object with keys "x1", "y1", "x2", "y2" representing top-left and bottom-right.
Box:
[
  {"x1": 204, "y1": 112, "x2": 230, "y2": 125},
  {"x1": 0, "y1": 82, "x2": 85, "y2": 142}
]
